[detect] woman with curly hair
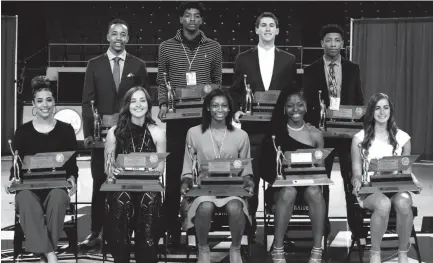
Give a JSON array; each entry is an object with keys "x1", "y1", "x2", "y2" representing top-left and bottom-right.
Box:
[
  {"x1": 103, "y1": 86, "x2": 166, "y2": 263},
  {"x1": 351, "y1": 93, "x2": 413, "y2": 263}
]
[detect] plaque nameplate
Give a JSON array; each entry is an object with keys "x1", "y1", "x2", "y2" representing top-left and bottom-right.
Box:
[
  {"x1": 331, "y1": 108, "x2": 353, "y2": 118},
  {"x1": 254, "y1": 91, "x2": 280, "y2": 103},
  {"x1": 31, "y1": 157, "x2": 55, "y2": 168},
  {"x1": 124, "y1": 156, "x2": 146, "y2": 167},
  {"x1": 293, "y1": 179, "x2": 315, "y2": 185},
  {"x1": 291, "y1": 153, "x2": 313, "y2": 163},
  {"x1": 122, "y1": 185, "x2": 143, "y2": 190},
  {"x1": 209, "y1": 162, "x2": 231, "y2": 172},
  {"x1": 377, "y1": 159, "x2": 399, "y2": 171},
  {"x1": 102, "y1": 114, "x2": 119, "y2": 127},
  {"x1": 178, "y1": 87, "x2": 201, "y2": 98}
]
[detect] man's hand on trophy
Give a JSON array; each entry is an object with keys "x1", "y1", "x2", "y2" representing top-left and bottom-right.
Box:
[
  {"x1": 67, "y1": 176, "x2": 77, "y2": 197},
  {"x1": 233, "y1": 111, "x2": 245, "y2": 123},
  {"x1": 158, "y1": 104, "x2": 168, "y2": 122},
  {"x1": 243, "y1": 176, "x2": 254, "y2": 195},
  {"x1": 83, "y1": 136, "x2": 94, "y2": 147},
  {"x1": 180, "y1": 177, "x2": 193, "y2": 196},
  {"x1": 351, "y1": 177, "x2": 362, "y2": 195},
  {"x1": 4, "y1": 178, "x2": 17, "y2": 194}
]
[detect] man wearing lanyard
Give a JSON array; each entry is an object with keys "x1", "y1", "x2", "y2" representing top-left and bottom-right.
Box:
[
  {"x1": 230, "y1": 12, "x2": 299, "y2": 238},
  {"x1": 80, "y1": 18, "x2": 148, "y2": 248},
  {"x1": 303, "y1": 24, "x2": 364, "y2": 234},
  {"x1": 156, "y1": 1, "x2": 222, "y2": 248}
]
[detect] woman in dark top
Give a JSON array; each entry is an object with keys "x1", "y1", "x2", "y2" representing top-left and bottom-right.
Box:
[
  {"x1": 6, "y1": 76, "x2": 78, "y2": 263},
  {"x1": 260, "y1": 90, "x2": 325, "y2": 263},
  {"x1": 104, "y1": 87, "x2": 166, "y2": 263}
]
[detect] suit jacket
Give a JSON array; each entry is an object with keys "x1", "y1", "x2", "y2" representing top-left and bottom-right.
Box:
[
  {"x1": 230, "y1": 46, "x2": 299, "y2": 113},
  {"x1": 81, "y1": 53, "x2": 148, "y2": 138},
  {"x1": 303, "y1": 57, "x2": 364, "y2": 128}
]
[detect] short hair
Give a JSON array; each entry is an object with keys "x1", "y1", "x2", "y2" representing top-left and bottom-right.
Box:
[
  {"x1": 178, "y1": 2, "x2": 205, "y2": 17},
  {"x1": 320, "y1": 24, "x2": 344, "y2": 40},
  {"x1": 255, "y1": 12, "x2": 279, "y2": 28},
  {"x1": 108, "y1": 18, "x2": 129, "y2": 33},
  {"x1": 31, "y1": 75, "x2": 54, "y2": 100}
]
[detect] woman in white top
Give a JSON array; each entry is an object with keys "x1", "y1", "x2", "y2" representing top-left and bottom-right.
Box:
[{"x1": 351, "y1": 93, "x2": 413, "y2": 263}]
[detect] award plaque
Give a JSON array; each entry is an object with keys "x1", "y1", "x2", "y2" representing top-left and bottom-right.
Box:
[
  {"x1": 10, "y1": 151, "x2": 75, "y2": 191},
  {"x1": 358, "y1": 155, "x2": 421, "y2": 194},
  {"x1": 271, "y1": 147, "x2": 334, "y2": 187},
  {"x1": 321, "y1": 105, "x2": 366, "y2": 139},
  {"x1": 163, "y1": 84, "x2": 221, "y2": 120},
  {"x1": 100, "y1": 152, "x2": 169, "y2": 192},
  {"x1": 240, "y1": 90, "x2": 280, "y2": 122},
  {"x1": 185, "y1": 158, "x2": 253, "y2": 197}
]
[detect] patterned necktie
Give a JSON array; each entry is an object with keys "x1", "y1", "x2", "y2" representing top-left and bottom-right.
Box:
[
  {"x1": 113, "y1": 57, "x2": 121, "y2": 91},
  {"x1": 328, "y1": 62, "x2": 337, "y2": 97}
]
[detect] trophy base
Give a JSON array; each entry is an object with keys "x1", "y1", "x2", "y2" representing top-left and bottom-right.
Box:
[
  {"x1": 100, "y1": 180, "x2": 164, "y2": 192},
  {"x1": 272, "y1": 174, "x2": 334, "y2": 187},
  {"x1": 358, "y1": 182, "x2": 420, "y2": 194},
  {"x1": 240, "y1": 113, "x2": 272, "y2": 122},
  {"x1": 86, "y1": 139, "x2": 105, "y2": 148},
  {"x1": 322, "y1": 128, "x2": 360, "y2": 138},
  {"x1": 164, "y1": 108, "x2": 202, "y2": 120},
  {"x1": 185, "y1": 185, "x2": 252, "y2": 197},
  {"x1": 9, "y1": 180, "x2": 72, "y2": 191}
]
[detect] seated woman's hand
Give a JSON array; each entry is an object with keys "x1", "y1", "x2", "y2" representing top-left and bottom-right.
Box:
[
  {"x1": 180, "y1": 177, "x2": 193, "y2": 196},
  {"x1": 243, "y1": 176, "x2": 254, "y2": 195},
  {"x1": 351, "y1": 177, "x2": 362, "y2": 195},
  {"x1": 4, "y1": 178, "x2": 17, "y2": 194},
  {"x1": 67, "y1": 176, "x2": 77, "y2": 197}
]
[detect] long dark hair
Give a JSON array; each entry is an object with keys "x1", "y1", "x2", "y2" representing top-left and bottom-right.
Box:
[
  {"x1": 114, "y1": 86, "x2": 155, "y2": 148},
  {"x1": 201, "y1": 88, "x2": 234, "y2": 133},
  {"x1": 361, "y1": 93, "x2": 399, "y2": 155}
]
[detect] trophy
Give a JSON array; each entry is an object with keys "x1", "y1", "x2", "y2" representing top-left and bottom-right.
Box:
[
  {"x1": 105, "y1": 150, "x2": 115, "y2": 183},
  {"x1": 272, "y1": 135, "x2": 287, "y2": 179},
  {"x1": 90, "y1": 100, "x2": 101, "y2": 140},
  {"x1": 244, "y1": 74, "x2": 254, "y2": 114},
  {"x1": 163, "y1": 72, "x2": 175, "y2": 113},
  {"x1": 318, "y1": 90, "x2": 327, "y2": 130},
  {"x1": 187, "y1": 144, "x2": 199, "y2": 187},
  {"x1": 8, "y1": 140, "x2": 22, "y2": 182},
  {"x1": 359, "y1": 144, "x2": 371, "y2": 186}
]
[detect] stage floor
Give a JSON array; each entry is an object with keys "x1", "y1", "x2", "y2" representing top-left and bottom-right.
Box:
[{"x1": 1, "y1": 160, "x2": 432, "y2": 262}]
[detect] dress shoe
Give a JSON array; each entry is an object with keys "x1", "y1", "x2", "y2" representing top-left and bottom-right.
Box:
[{"x1": 79, "y1": 232, "x2": 101, "y2": 248}]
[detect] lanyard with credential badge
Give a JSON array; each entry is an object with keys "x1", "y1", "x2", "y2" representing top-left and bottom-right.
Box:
[{"x1": 181, "y1": 43, "x2": 200, "y2": 71}]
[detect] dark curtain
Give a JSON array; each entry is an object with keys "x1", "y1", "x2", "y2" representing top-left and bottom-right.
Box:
[
  {"x1": 352, "y1": 17, "x2": 433, "y2": 160},
  {"x1": 1, "y1": 15, "x2": 18, "y2": 156}
]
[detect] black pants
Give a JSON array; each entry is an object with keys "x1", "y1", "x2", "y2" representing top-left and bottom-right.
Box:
[
  {"x1": 164, "y1": 119, "x2": 201, "y2": 240},
  {"x1": 105, "y1": 191, "x2": 162, "y2": 263},
  {"x1": 324, "y1": 137, "x2": 358, "y2": 232},
  {"x1": 90, "y1": 148, "x2": 106, "y2": 234}
]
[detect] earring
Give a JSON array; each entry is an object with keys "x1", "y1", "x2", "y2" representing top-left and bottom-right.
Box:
[{"x1": 32, "y1": 107, "x2": 37, "y2": 116}]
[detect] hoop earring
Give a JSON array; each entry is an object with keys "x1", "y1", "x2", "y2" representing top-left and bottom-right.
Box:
[{"x1": 32, "y1": 107, "x2": 37, "y2": 116}]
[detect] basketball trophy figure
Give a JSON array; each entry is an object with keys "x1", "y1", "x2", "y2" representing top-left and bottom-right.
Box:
[
  {"x1": 163, "y1": 72, "x2": 175, "y2": 113},
  {"x1": 318, "y1": 90, "x2": 326, "y2": 130},
  {"x1": 272, "y1": 135, "x2": 287, "y2": 179},
  {"x1": 359, "y1": 144, "x2": 371, "y2": 186},
  {"x1": 90, "y1": 100, "x2": 102, "y2": 141},
  {"x1": 6, "y1": 140, "x2": 22, "y2": 193},
  {"x1": 243, "y1": 74, "x2": 254, "y2": 114},
  {"x1": 105, "y1": 150, "x2": 116, "y2": 183},
  {"x1": 187, "y1": 144, "x2": 199, "y2": 187}
]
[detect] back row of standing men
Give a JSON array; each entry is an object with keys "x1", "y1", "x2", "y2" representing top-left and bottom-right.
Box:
[{"x1": 79, "y1": 1, "x2": 364, "y2": 251}]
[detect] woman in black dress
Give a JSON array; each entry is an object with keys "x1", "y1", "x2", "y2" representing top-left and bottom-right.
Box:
[
  {"x1": 260, "y1": 90, "x2": 326, "y2": 263},
  {"x1": 103, "y1": 86, "x2": 166, "y2": 263}
]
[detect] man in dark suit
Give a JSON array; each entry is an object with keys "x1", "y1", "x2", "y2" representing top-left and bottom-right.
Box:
[
  {"x1": 80, "y1": 18, "x2": 148, "y2": 247},
  {"x1": 303, "y1": 24, "x2": 364, "y2": 233},
  {"x1": 230, "y1": 12, "x2": 299, "y2": 236}
]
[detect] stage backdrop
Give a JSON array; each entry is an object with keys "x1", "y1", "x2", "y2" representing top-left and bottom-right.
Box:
[
  {"x1": 352, "y1": 17, "x2": 433, "y2": 160},
  {"x1": 1, "y1": 16, "x2": 17, "y2": 156}
]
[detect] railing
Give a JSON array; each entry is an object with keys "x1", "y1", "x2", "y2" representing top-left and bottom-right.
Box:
[{"x1": 47, "y1": 43, "x2": 351, "y2": 69}]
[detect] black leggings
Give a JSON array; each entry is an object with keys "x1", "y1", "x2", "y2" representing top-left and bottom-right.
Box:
[{"x1": 105, "y1": 191, "x2": 162, "y2": 263}]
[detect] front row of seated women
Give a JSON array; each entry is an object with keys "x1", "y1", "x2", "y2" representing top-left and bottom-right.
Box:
[{"x1": 8, "y1": 77, "x2": 416, "y2": 263}]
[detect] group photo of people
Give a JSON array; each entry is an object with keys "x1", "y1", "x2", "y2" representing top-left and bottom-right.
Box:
[{"x1": 1, "y1": 1, "x2": 432, "y2": 263}]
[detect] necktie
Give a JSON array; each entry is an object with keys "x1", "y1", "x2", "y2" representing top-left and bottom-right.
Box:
[
  {"x1": 328, "y1": 62, "x2": 337, "y2": 97},
  {"x1": 113, "y1": 57, "x2": 121, "y2": 91}
]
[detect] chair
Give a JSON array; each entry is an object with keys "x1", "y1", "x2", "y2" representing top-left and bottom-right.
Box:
[
  {"x1": 263, "y1": 183, "x2": 331, "y2": 261},
  {"x1": 347, "y1": 200, "x2": 422, "y2": 263},
  {"x1": 185, "y1": 207, "x2": 253, "y2": 263},
  {"x1": 13, "y1": 194, "x2": 78, "y2": 263}
]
